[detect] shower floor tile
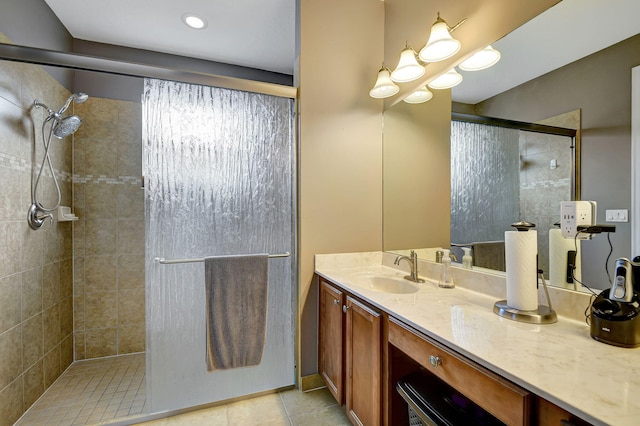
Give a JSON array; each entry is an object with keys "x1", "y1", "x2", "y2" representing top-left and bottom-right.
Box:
[{"x1": 15, "y1": 353, "x2": 147, "y2": 426}]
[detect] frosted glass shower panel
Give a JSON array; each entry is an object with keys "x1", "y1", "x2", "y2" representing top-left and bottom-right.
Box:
[
  {"x1": 143, "y1": 79, "x2": 295, "y2": 412},
  {"x1": 451, "y1": 121, "x2": 520, "y2": 244}
]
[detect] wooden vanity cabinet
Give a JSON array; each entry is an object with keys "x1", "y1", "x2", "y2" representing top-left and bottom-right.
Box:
[
  {"x1": 318, "y1": 279, "x2": 345, "y2": 403},
  {"x1": 318, "y1": 278, "x2": 382, "y2": 426}
]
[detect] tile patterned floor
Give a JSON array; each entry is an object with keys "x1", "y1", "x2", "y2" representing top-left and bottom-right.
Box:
[
  {"x1": 15, "y1": 353, "x2": 350, "y2": 426},
  {"x1": 16, "y1": 353, "x2": 146, "y2": 426}
]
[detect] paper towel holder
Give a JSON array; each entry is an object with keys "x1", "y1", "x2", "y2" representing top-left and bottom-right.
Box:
[{"x1": 494, "y1": 222, "x2": 558, "y2": 324}]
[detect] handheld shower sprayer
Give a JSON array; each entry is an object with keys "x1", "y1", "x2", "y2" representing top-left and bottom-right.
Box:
[{"x1": 28, "y1": 92, "x2": 89, "y2": 230}]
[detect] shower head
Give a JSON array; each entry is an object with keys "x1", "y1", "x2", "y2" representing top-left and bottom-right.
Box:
[
  {"x1": 57, "y1": 92, "x2": 89, "y2": 115},
  {"x1": 52, "y1": 115, "x2": 82, "y2": 139}
]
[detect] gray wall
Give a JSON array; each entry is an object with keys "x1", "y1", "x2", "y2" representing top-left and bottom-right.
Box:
[{"x1": 471, "y1": 34, "x2": 640, "y2": 290}]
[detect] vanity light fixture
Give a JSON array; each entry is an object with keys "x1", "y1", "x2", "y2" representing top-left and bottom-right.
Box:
[
  {"x1": 428, "y1": 68, "x2": 463, "y2": 89},
  {"x1": 182, "y1": 13, "x2": 208, "y2": 30},
  {"x1": 419, "y1": 12, "x2": 466, "y2": 63},
  {"x1": 369, "y1": 66, "x2": 400, "y2": 98},
  {"x1": 459, "y1": 45, "x2": 501, "y2": 71},
  {"x1": 403, "y1": 86, "x2": 433, "y2": 104},
  {"x1": 391, "y1": 44, "x2": 425, "y2": 83}
]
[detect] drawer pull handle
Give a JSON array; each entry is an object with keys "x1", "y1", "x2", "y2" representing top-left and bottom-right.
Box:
[
  {"x1": 343, "y1": 305, "x2": 350, "y2": 313},
  {"x1": 333, "y1": 299, "x2": 340, "y2": 305},
  {"x1": 429, "y1": 355, "x2": 441, "y2": 368}
]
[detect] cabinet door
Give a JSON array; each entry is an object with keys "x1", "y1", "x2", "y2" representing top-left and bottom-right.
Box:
[
  {"x1": 345, "y1": 295, "x2": 381, "y2": 426},
  {"x1": 319, "y1": 280, "x2": 344, "y2": 404}
]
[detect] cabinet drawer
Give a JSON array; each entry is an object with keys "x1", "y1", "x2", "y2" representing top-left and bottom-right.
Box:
[{"x1": 388, "y1": 317, "x2": 531, "y2": 426}]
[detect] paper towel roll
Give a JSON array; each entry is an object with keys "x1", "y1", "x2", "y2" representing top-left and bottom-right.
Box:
[
  {"x1": 505, "y1": 230, "x2": 538, "y2": 311},
  {"x1": 549, "y1": 229, "x2": 582, "y2": 289}
]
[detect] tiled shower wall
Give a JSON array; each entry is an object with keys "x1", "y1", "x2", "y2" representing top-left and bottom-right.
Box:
[
  {"x1": 519, "y1": 110, "x2": 579, "y2": 276},
  {"x1": 72, "y1": 97, "x2": 145, "y2": 360},
  {"x1": 0, "y1": 38, "x2": 74, "y2": 424}
]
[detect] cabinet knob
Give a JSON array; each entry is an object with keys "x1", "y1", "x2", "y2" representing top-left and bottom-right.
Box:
[
  {"x1": 343, "y1": 305, "x2": 350, "y2": 313},
  {"x1": 333, "y1": 299, "x2": 340, "y2": 305},
  {"x1": 429, "y1": 355, "x2": 441, "y2": 368}
]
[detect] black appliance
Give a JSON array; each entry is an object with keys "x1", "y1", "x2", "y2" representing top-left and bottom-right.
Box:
[{"x1": 590, "y1": 257, "x2": 640, "y2": 348}]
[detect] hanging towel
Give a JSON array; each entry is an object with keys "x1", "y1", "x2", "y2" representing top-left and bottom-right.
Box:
[
  {"x1": 204, "y1": 254, "x2": 269, "y2": 371},
  {"x1": 472, "y1": 241, "x2": 506, "y2": 271}
]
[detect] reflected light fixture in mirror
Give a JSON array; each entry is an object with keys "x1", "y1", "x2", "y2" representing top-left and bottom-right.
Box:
[
  {"x1": 428, "y1": 68, "x2": 463, "y2": 89},
  {"x1": 419, "y1": 13, "x2": 464, "y2": 62},
  {"x1": 403, "y1": 86, "x2": 433, "y2": 104},
  {"x1": 369, "y1": 66, "x2": 400, "y2": 98},
  {"x1": 459, "y1": 45, "x2": 501, "y2": 71},
  {"x1": 391, "y1": 44, "x2": 425, "y2": 83}
]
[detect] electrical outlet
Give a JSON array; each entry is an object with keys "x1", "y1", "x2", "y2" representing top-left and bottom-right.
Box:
[
  {"x1": 561, "y1": 201, "x2": 597, "y2": 238},
  {"x1": 605, "y1": 209, "x2": 628, "y2": 222}
]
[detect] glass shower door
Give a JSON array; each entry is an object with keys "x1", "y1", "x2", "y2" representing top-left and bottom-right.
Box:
[{"x1": 142, "y1": 79, "x2": 295, "y2": 412}]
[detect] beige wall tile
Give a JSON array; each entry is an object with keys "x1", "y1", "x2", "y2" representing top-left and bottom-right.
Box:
[
  {"x1": 0, "y1": 326, "x2": 22, "y2": 390},
  {"x1": 86, "y1": 183, "x2": 117, "y2": 219},
  {"x1": 118, "y1": 324, "x2": 145, "y2": 354},
  {"x1": 0, "y1": 274, "x2": 21, "y2": 334},
  {"x1": 60, "y1": 296, "x2": 73, "y2": 338},
  {"x1": 42, "y1": 261, "x2": 61, "y2": 310},
  {"x1": 60, "y1": 334, "x2": 73, "y2": 371},
  {"x1": 85, "y1": 219, "x2": 117, "y2": 255},
  {"x1": 86, "y1": 136, "x2": 118, "y2": 177},
  {"x1": 116, "y1": 184, "x2": 144, "y2": 219},
  {"x1": 21, "y1": 221, "x2": 43, "y2": 271},
  {"x1": 118, "y1": 288, "x2": 145, "y2": 325},
  {"x1": 60, "y1": 258, "x2": 73, "y2": 300},
  {"x1": 23, "y1": 360, "x2": 44, "y2": 409},
  {"x1": 21, "y1": 268, "x2": 42, "y2": 321},
  {"x1": 73, "y1": 294, "x2": 85, "y2": 330},
  {"x1": 0, "y1": 166, "x2": 22, "y2": 222},
  {"x1": 0, "y1": 222, "x2": 22, "y2": 277},
  {"x1": 0, "y1": 377, "x2": 24, "y2": 426},
  {"x1": 118, "y1": 255, "x2": 144, "y2": 289},
  {"x1": 22, "y1": 313, "x2": 43, "y2": 370},
  {"x1": 117, "y1": 219, "x2": 144, "y2": 255},
  {"x1": 43, "y1": 304, "x2": 61, "y2": 353},
  {"x1": 74, "y1": 331, "x2": 86, "y2": 360},
  {"x1": 43, "y1": 345, "x2": 61, "y2": 388},
  {"x1": 73, "y1": 256, "x2": 85, "y2": 294},
  {"x1": 86, "y1": 291, "x2": 117, "y2": 329},
  {"x1": 84, "y1": 255, "x2": 117, "y2": 293},
  {"x1": 85, "y1": 328, "x2": 117, "y2": 358}
]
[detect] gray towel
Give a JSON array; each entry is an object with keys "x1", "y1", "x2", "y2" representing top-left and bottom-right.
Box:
[
  {"x1": 205, "y1": 254, "x2": 269, "y2": 371},
  {"x1": 472, "y1": 241, "x2": 506, "y2": 271}
]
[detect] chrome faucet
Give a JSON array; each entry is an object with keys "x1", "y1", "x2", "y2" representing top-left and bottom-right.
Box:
[{"x1": 394, "y1": 250, "x2": 425, "y2": 283}]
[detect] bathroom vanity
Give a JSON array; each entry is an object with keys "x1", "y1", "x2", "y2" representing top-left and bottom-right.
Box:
[{"x1": 316, "y1": 252, "x2": 640, "y2": 426}]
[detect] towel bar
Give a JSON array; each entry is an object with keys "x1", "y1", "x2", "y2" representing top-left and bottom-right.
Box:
[{"x1": 154, "y1": 252, "x2": 290, "y2": 265}]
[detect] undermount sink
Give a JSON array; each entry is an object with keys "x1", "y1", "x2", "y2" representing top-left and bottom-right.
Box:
[{"x1": 352, "y1": 276, "x2": 419, "y2": 294}]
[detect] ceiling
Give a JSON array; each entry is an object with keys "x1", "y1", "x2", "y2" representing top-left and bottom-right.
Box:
[
  {"x1": 43, "y1": 0, "x2": 639, "y2": 103},
  {"x1": 43, "y1": 0, "x2": 296, "y2": 75}
]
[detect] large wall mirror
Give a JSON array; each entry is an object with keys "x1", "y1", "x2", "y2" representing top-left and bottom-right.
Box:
[{"x1": 383, "y1": 0, "x2": 640, "y2": 291}]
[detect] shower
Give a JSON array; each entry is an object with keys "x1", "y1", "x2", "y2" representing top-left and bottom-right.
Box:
[{"x1": 28, "y1": 92, "x2": 88, "y2": 230}]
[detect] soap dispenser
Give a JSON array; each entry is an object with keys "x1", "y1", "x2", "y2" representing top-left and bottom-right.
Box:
[
  {"x1": 439, "y1": 249, "x2": 455, "y2": 288},
  {"x1": 462, "y1": 247, "x2": 473, "y2": 269}
]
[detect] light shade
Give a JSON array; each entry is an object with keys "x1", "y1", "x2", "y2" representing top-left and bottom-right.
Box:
[
  {"x1": 428, "y1": 68, "x2": 463, "y2": 89},
  {"x1": 419, "y1": 16, "x2": 461, "y2": 62},
  {"x1": 403, "y1": 86, "x2": 433, "y2": 104},
  {"x1": 391, "y1": 46, "x2": 425, "y2": 83},
  {"x1": 459, "y1": 45, "x2": 501, "y2": 71},
  {"x1": 369, "y1": 67, "x2": 400, "y2": 98}
]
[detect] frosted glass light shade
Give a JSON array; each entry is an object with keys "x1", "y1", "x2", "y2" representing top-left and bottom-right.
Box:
[
  {"x1": 428, "y1": 68, "x2": 463, "y2": 89},
  {"x1": 403, "y1": 86, "x2": 433, "y2": 104},
  {"x1": 419, "y1": 19, "x2": 461, "y2": 62},
  {"x1": 369, "y1": 67, "x2": 400, "y2": 98},
  {"x1": 459, "y1": 45, "x2": 501, "y2": 71},
  {"x1": 391, "y1": 47, "x2": 425, "y2": 83}
]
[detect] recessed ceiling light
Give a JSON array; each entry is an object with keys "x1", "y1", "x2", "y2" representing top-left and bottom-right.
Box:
[{"x1": 182, "y1": 13, "x2": 208, "y2": 30}]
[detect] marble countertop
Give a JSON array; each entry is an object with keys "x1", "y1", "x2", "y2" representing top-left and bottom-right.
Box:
[{"x1": 315, "y1": 252, "x2": 640, "y2": 426}]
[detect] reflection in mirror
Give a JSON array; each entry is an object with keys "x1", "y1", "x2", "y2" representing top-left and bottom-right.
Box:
[{"x1": 449, "y1": 113, "x2": 579, "y2": 290}]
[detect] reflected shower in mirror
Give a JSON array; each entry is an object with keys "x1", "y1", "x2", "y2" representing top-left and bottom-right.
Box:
[{"x1": 449, "y1": 113, "x2": 579, "y2": 287}]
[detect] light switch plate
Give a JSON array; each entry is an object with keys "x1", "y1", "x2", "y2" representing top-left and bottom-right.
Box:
[{"x1": 605, "y1": 209, "x2": 628, "y2": 222}]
